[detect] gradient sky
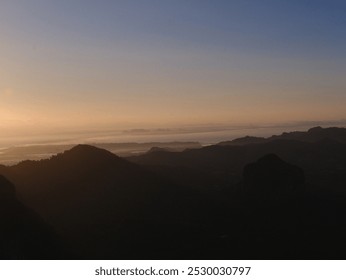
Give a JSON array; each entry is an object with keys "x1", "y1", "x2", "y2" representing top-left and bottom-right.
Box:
[{"x1": 1, "y1": 0, "x2": 346, "y2": 140}]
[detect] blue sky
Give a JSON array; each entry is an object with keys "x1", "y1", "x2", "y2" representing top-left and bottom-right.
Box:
[{"x1": 3, "y1": 1, "x2": 346, "y2": 53}]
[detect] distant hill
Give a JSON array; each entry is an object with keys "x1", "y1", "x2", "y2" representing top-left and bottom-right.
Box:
[
  {"x1": 96, "y1": 141, "x2": 202, "y2": 156},
  {"x1": 218, "y1": 126, "x2": 346, "y2": 145},
  {"x1": 0, "y1": 141, "x2": 202, "y2": 165},
  {"x1": 0, "y1": 145, "x2": 201, "y2": 259},
  {"x1": 128, "y1": 128, "x2": 346, "y2": 192},
  {"x1": 218, "y1": 136, "x2": 267, "y2": 146},
  {"x1": 146, "y1": 146, "x2": 189, "y2": 153}
]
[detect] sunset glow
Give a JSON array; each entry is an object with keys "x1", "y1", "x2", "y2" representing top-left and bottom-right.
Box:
[{"x1": 1, "y1": 1, "x2": 346, "y2": 145}]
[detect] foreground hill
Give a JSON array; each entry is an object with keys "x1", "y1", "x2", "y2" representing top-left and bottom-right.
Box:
[
  {"x1": 0, "y1": 141, "x2": 202, "y2": 165},
  {"x1": 0, "y1": 175, "x2": 61, "y2": 259},
  {"x1": 0, "y1": 145, "x2": 204, "y2": 258},
  {"x1": 236, "y1": 154, "x2": 346, "y2": 259}
]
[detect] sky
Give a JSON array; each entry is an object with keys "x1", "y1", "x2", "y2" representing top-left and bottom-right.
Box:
[{"x1": 1, "y1": 0, "x2": 346, "y2": 144}]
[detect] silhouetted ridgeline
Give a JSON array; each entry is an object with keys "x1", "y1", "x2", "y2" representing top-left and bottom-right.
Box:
[
  {"x1": 128, "y1": 127, "x2": 346, "y2": 192},
  {"x1": 0, "y1": 141, "x2": 202, "y2": 165},
  {"x1": 0, "y1": 145, "x2": 200, "y2": 259},
  {"x1": 1, "y1": 127, "x2": 346, "y2": 259},
  {"x1": 218, "y1": 126, "x2": 346, "y2": 145}
]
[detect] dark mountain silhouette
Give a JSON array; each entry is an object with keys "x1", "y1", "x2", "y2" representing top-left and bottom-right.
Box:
[
  {"x1": 1, "y1": 127, "x2": 346, "y2": 259},
  {"x1": 269, "y1": 126, "x2": 346, "y2": 143},
  {"x1": 146, "y1": 146, "x2": 177, "y2": 153},
  {"x1": 219, "y1": 126, "x2": 346, "y2": 146},
  {"x1": 233, "y1": 155, "x2": 346, "y2": 259},
  {"x1": 219, "y1": 136, "x2": 267, "y2": 146},
  {"x1": 0, "y1": 145, "x2": 205, "y2": 259},
  {"x1": 95, "y1": 141, "x2": 202, "y2": 156},
  {"x1": 0, "y1": 141, "x2": 202, "y2": 165},
  {"x1": 124, "y1": 128, "x2": 346, "y2": 258},
  {"x1": 128, "y1": 135, "x2": 346, "y2": 192},
  {"x1": 243, "y1": 154, "x2": 305, "y2": 198},
  {"x1": 0, "y1": 175, "x2": 16, "y2": 199},
  {"x1": 0, "y1": 175, "x2": 62, "y2": 259}
]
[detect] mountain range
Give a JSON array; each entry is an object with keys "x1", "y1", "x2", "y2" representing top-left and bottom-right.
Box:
[
  {"x1": 1, "y1": 126, "x2": 346, "y2": 259},
  {"x1": 218, "y1": 126, "x2": 346, "y2": 145}
]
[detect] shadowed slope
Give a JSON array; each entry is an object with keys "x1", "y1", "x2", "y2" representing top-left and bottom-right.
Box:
[
  {"x1": 0, "y1": 145, "x2": 194, "y2": 258},
  {"x1": 0, "y1": 175, "x2": 62, "y2": 259},
  {"x1": 234, "y1": 154, "x2": 346, "y2": 259},
  {"x1": 243, "y1": 153, "x2": 305, "y2": 198}
]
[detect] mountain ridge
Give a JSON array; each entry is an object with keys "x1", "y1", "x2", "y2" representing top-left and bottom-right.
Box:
[
  {"x1": 218, "y1": 126, "x2": 346, "y2": 146},
  {"x1": 1, "y1": 127, "x2": 346, "y2": 259},
  {"x1": 0, "y1": 144, "x2": 192, "y2": 258}
]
